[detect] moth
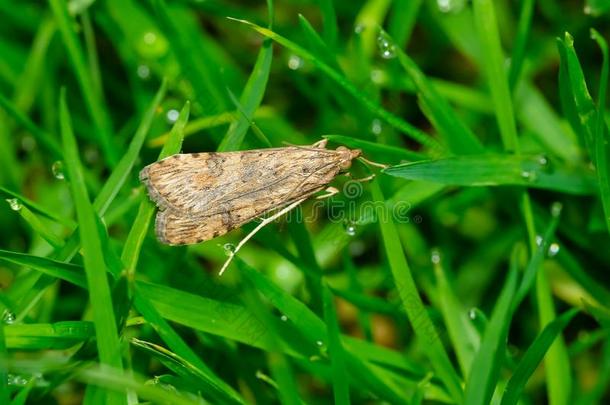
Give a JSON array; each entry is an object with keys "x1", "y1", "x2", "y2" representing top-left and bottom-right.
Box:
[{"x1": 140, "y1": 140, "x2": 366, "y2": 273}]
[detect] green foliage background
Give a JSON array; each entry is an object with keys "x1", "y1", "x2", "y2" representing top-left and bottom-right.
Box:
[{"x1": 0, "y1": 0, "x2": 609, "y2": 404}]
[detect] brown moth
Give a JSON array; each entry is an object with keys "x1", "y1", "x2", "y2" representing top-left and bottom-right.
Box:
[{"x1": 140, "y1": 140, "x2": 361, "y2": 271}]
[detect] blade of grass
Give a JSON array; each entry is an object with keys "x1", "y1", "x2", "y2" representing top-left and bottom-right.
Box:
[
  {"x1": 323, "y1": 134, "x2": 426, "y2": 161},
  {"x1": 387, "y1": 0, "x2": 422, "y2": 48},
  {"x1": 59, "y1": 89, "x2": 125, "y2": 404},
  {"x1": 322, "y1": 284, "x2": 350, "y2": 405},
  {"x1": 383, "y1": 154, "x2": 597, "y2": 195},
  {"x1": 369, "y1": 179, "x2": 463, "y2": 403},
  {"x1": 218, "y1": 0, "x2": 273, "y2": 152},
  {"x1": 316, "y1": 0, "x2": 338, "y2": 48},
  {"x1": 0, "y1": 92, "x2": 61, "y2": 158},
  {"x1": 591, "y1": 29, "x2": 610, "y2": 235},
  {"x1": 49, "y1": 0, "x2": 118, "y2": 166},
  {"x1": 228, "y1": 18, "x2": 442, "y2": 151},
  {"x1": 4, "y1": 321, "x2": 94, "y2": 349},
  {"x1": 508, "y1": 0, "x2": 534, "y2": 90},
  {"x1": 463, "y1": 261, "x2": 518, "y2": 405},
  {"x1": 130, "y1": 337, "x2": 244, "y2": 404},
  {"x1": 122, "y1": 100, "x2": 189, "y2": 278},
  {"x1": 0, "y1": 250, "x2": 86, "y2": 288},
  {"x1": 472, "y1": 0, "x2": 519, "y2": 151},
  {"x1": 500, "y1": 308, "x2": 579, "y2": 405},
  {"x1": 381, "y1": 28, "x2": 483, "y2": 155},
  {"x1": 0, "y1": 320, "x2": 7, "y2": 405}
]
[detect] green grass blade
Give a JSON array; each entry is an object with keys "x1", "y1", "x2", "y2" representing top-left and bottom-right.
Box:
[
  {"x1": 322, "y1": 284, "x2": 350, "y2": 405},
  {"x1": 383, "y1": 154, "x2": 597, "y2": 195},
  {"x1": 229, "y1": 18, "x2": 442, "y2": 151},
  {"x1": 508, "y1": 0, "x2": 534, "y2": 89},
  {"x1": 121, "y1": 100, "x2": 188, "y2": 277},
  {"x1": 0, "y1": 92, "x2": 62, "y2": 158},
  {"x1": 382, "y1": 29, "x2": 483, "y2": 155},
  {"x1": 463, "y1": 262, "x2": 518, "y2": 405},
  {"x1": 0, "y1": 250, "x2": 86, "y2": 288},
  {"x1": 130, "y1": 337, "x2": 245, "y2": 404},
  {"x1": 317, "y1": 0, "x2": 338, "y2": 48},
  {"x1": 557, "y1": 33, "x2": 597, "y2": 152},
  {"x1": 59, "y1": 89, "x2": 125, "y2": 404},
  {"x1": 0, "y1": 187, "x2": 76, "y2": 228},
  {"x1": 369, "y1": 179, "x2": 463, "y2": 403},
  {"x1": 0, "y1": 320, "x2": 8, "y2": 405},
  {"x1": 4, "y1": 321, "x2": 94, "y2": 349},
  {"x1": 49, "y1": 0, "x2": 118, "y2": 166},
  {"x1": 500, "y1": 308, "x2": 579, "y2": 405},
  {"x1": 591, "y1": 29, "x2": 610, "y2": 235},
  {"x1": 218, "y1": 0, "x2": 273, "y2": 152},
  {"x1": 472, "y1": 0, "x2": 519, "y2": 151},
  {"x1": 387, "y1": 0, "x2": 422, "y2": 48},
  {"x1": 324, "y1": 135, "x2": 426, "y2": 161}
]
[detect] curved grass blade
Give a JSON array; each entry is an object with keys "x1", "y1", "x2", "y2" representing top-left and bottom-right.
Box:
[
  {"x1": 500, "y1": 308, "x2": 579, "y2": 405},
  {"x1": 49, "y1": 0, "x2": 118, "y2": 166},
  {"x1": 591, "y1": 29, "x2": 610, "y2": 235},
  {"x1": 508, "y1": 0, "x2": 534, "y2": 89},
  {"x1": 228, "y1": 17, "x2": 442, "y2": 151},
  {"x1": 131, "y1": 338, "x2": 244, "y2": 404},
  {"x1": 122, "y1": 100, "x2": 188, "y2": 277},
  {"x1": 463, "y1": 262, "x2": 518, "y2": 405},
  {"x1": 472, "y1": 0, "x2": 519, "y2": 151},
  {"x1": 59, "y1": 90, "x2": 125, "y2": 404},
  {"x1": 0, "y1": 250, "x2": 86, "y2": 288},
  {"x1": 4, "y1": 321, "x2": 94, "y2": 350},
  {"x1": 218, "y1": 0, "x2": 273, "y2": 152},
  {"x1": 322, "y1": 284, "x2": 350, "y2": 405},
  {"x1": 369, "y1": 179, "x2": 463, "y2": 403},
  {"x1": 380, "y1": 29, "x2": 483, "y2": 155},
  {"x1": 383, "y1": 154, "x2": 597, "y2": 195},
  {"x1": 323, "y1": 134, "x2": 426, "y2": 161}
]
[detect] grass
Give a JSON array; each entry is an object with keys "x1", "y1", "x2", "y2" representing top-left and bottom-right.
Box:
[{"x1": 0, "y1": 0, "x2": 609, "y2": 404}]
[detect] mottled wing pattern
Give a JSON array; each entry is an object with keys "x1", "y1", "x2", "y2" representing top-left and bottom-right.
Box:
[
  {"x1": 140, "y1": 147, "x2": 344, "y2": 215},
  {"x1": 140, "y1": 146, "x2": 348, "y2": 245}
]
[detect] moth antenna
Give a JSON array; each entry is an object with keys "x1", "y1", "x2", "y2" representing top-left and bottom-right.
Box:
[
  {"x1": 358, "y1": 156, "x2": 389, "y2": 169},
  {"x1": 219, "y1": 197, "x2": 307, "y2": 276}
]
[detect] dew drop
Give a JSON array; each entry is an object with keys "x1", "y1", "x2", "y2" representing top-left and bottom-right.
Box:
[
  {"x1": 551, "y1": 202, "x2": 563, "y2": 217},
  {"x1": 377, "y1": 32, "x2": 396, "y2": 59},
  {"x1": 370, "y1": 118, "x2": 382, "y2": 135},
  {"x1": 468, "y1": 308, "x2": 477, "y2": 320},
  {"x1": 548, "y1": 242, "x2": 560, "y2": 257},
  {"x1": 137, "y1": 64, "x2": 151, "y2": 79},
  {"x1": 52, "y1": 160, "x2": 65, "y2": 180},
  {"x1": 287, "y1": 54, "x2": 303, "y2": 70},
  {"x1": 537, "y1": 155, "x2": 549, "y2": 167},
  {"x1": 166, "y1": 109, "x2": 180, "y2": 124},
  {"x1": 280, "y1": 315, "x2": 288, "y2": 322},
  {"x1": 431, "y1": 249, "x2": 441, "y2": 264},
  {"x1": 2, "y1": 309, "x2": 15, "y2": 324},
  {"x1": 437, "y1": 0, "x2": 452, "y2": 12},
  {"x1": 354, "y1": 24, "x2": 365, "y2": 34},
  {"x1": 5, "y1": 198, "x2": 22, "y2": 212},
  {"x1": 316, "y1": 340, "x2": 324, "y2": 347},
  {"x1": 520, "y1": 170, "x2": 537, "y2": 182},
  {"x1": 535, "y1": 235, "x2": 543, "y2": 247},
  {"x1": 343, "y1": 221, "x2": 357, "y2": 236},
  {"x1": 7, "y1": 374, "x2": 28, "y2": 386},
  {"x1": 223, "y1": 243, "x2": 236, "y2": 256}
]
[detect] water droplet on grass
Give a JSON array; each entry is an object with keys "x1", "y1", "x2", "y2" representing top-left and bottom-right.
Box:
[
  {"x1": 377, "y1": 32, "x2": 396, "y2": 59},
  {"x1": 52, "y1": 161, "x2": 65, "y2": 180},
  {"x1": 6, "y1": 198, "x2": 22, "y2": 211}
]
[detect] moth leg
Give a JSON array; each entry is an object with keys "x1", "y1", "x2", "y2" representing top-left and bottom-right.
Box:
[
  {"x1": 351, "y1": 174, "x2": 376, "y2": 183},
  {"x1": 358, "y1": 156, "x2": 389, "y2": 169},
  {"x1": 312, "y1": 139, "x2": 328, "y2": 149},
  {"x1": 219, "y1": 198, "x2": 307, "y2": 276},
  {"x1": 316, "y1": 186, "x2": 339, "y2": 199}
]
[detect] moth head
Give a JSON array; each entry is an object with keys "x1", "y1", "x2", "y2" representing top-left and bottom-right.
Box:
[{"x1": 336, "y1": 146, "x2": 362, "y2": 169}]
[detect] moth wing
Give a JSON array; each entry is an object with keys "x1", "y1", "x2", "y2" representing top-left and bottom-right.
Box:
[
  {"x1": 156, "y1": 199, "x2": 296, "y2": 245},
  {"x1": 140, "y1": 147, "x2": 344, "y2": 215}
]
